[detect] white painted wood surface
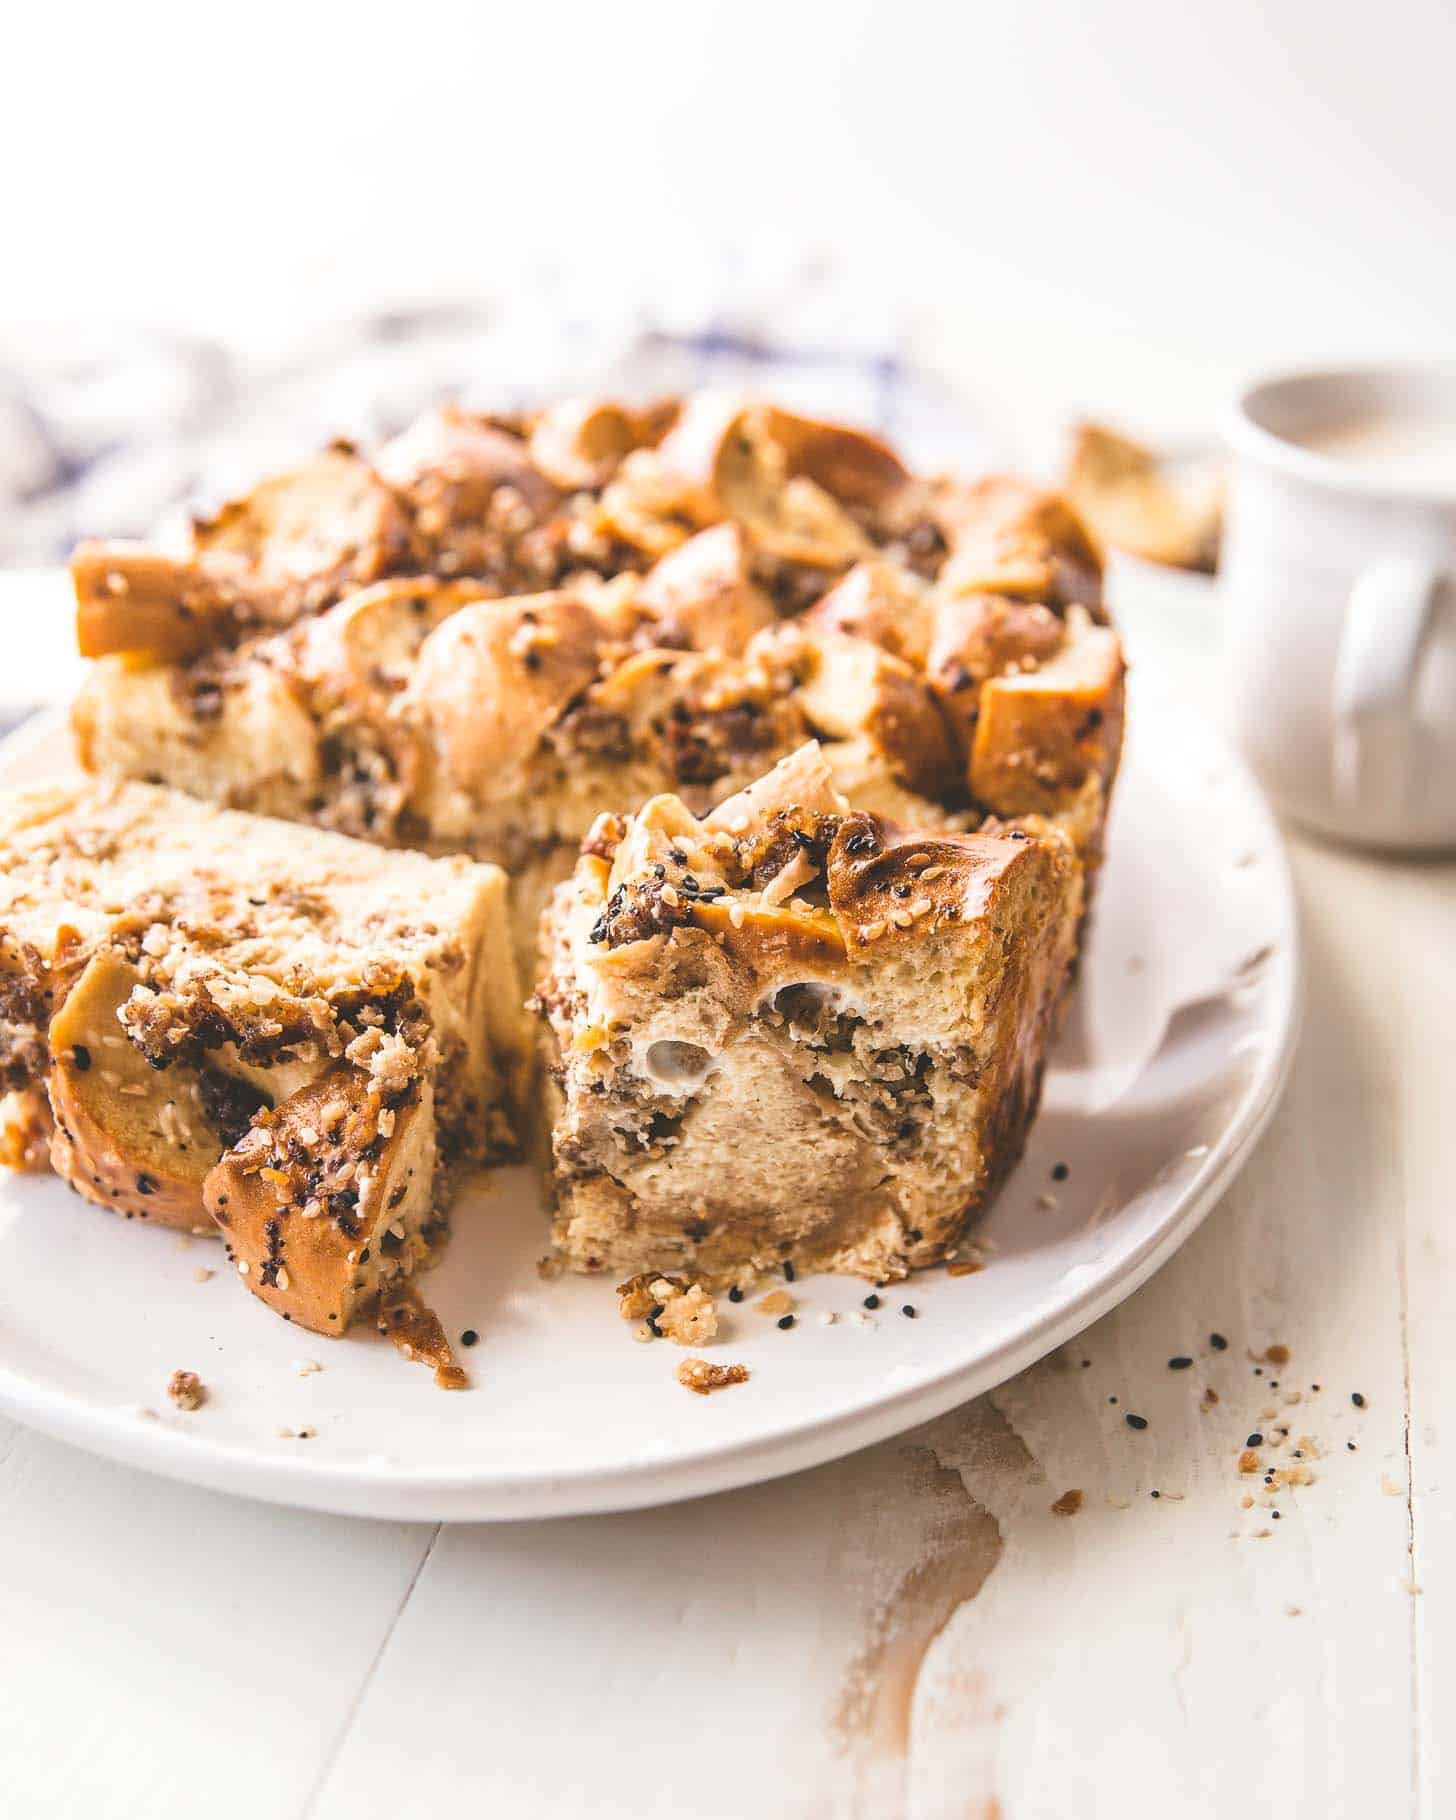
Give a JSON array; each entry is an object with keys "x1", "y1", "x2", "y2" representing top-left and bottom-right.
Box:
[{"x1": 1, "y1": 563, "x2": 1450, "y2": 1819}]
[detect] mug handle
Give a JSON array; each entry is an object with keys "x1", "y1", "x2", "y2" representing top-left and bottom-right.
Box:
[{"x1": 1331, "y1": 557, "x2": 1449, "y2": 805}]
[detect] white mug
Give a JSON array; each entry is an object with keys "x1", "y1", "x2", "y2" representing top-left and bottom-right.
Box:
[{"x1": 1221, "y1": 366, "x2": 1456, "y2": 851}]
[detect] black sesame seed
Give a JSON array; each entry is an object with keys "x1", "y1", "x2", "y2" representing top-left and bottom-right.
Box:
[
  {"x1": 1253, "y1": 1367, "x2": 1263, "y2": 1376},
  {"x1": 1272, "y1": 1510, "x2": 1282, "y2": 1519},
  {"x1": 1125, "y1": 1413, "x2": 1148, "y2": 1430},
  {"x1": 783, "y1": 1260, "x2": 796, "y2": 1283},
  {"x1": 1270, "y1": 1380, "x2": 1280, "y2": 1389},
  {"x1": 863, "y1": 1294, "x2": 880, "y2": 1309},
  {"x1": 777, "y1": 1314, "x2": 795, "y2": 1330},
  {"x1": 1081, "y1": 1359, "x2": 1091, "y2": 1369},
  {"x1": 1347, "y1": 1440, "x2": 1357, "y2": 1451},
  {"x1": 1247, "y1": 1432, "x2": 1264, "y2": 1446},
  {"x1": 646, "y1": 1317, "x2": 663, "y2": 1338},
  {"x1": 1109, "y1": 1396, "x2": 1118, "y2": 1405},
  {"x1": 460, "y1": 1329, "x2": 479, "y2": 1347},
  {"x1": 1150, "y1": 1489, "x2": 1161, "y2": 1498},
  {"x1": 71, "y1": 1044, "x2": 91, "y2": 1072},
  {"x1": 1312, "y1": 1383, "x2": 1321, "y2": 1391},
  {"x1": 1210, "y1": 1332, "x2": 1228, "y2": 1351},
  {"x1": 588, "y1": 917, "x2": 609, "y2": 945},
  {"x1": 901, "y1": 1304, "x2": 917, "y2": 1319},
  {"x1": 652, "y1": 864, "x2": 666, "y2": 879},
  {"x1": 360, "y1": 1247, "x2": 371, "y2": 1263},
  {"x1": 1168, "y1": 1356, "x2": 1193, "y2": 1370},
  {"x1": 669, "y1": 849, "x2": 687, "y2": 865},
  {"x1": 728, "y1": 1286, "x2": 744, "y2": 1303},
  {"x1": 1352, "y1": 1392, "x2": 1366, "y2": 1408},
  {"x1": 1051, "y1": 1162, "x2": 1069, "y2": 1182},
  {"x1": 135, "y1": 1173, "x2": 155, "y2": 1196}
]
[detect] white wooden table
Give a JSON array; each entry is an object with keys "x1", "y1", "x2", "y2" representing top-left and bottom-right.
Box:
[{"x1": 2, "y1": 564, "x2": 1451, "y2": 1820}]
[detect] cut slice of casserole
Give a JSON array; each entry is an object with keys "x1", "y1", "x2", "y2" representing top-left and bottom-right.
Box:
[
  {"x1": 534, "y1": 744, "x2": 1081, "y2": 1286},
  {"x1": 0, "y1": 780, "x2": 530, "y2": 1337}
]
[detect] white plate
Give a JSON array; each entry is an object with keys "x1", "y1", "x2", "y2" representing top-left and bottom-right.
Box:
[{"x1": 0, "y1": 690, "x2": 1298, "y2": 1521}]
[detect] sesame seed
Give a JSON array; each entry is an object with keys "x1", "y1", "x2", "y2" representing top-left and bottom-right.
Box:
[
  {"x1": 1051, "y1": 1162, "x2": 1069, "y2": 1181},
  {"x1": 1210, "y1": 1332, "x2": 1228, "y2": 1350},
  {"x1": 1168, "y1": 1356, "x2": 1193, "y2": 1370},
  {"x1": 1125, "y1": 1413, "x2": 1148, "y2": 1430},
  {"x1": 863, "y1": 1294, "x2": 880, "y2": 1309},
  {"x1": 728, "y1": 1286, "x2": 744, "y2": 1303},
  {"x1": 461, "y1": 1329, "x2": 479, "y2": 1347},
  {"x1": 818, "y1": 1311, "x2": 836, "y2": 1326},
  {"x1": 1247, "y1": 1432, "x2": 1264, "y2": 1446},
  {"x1": 660, "y1": 884, "x2": 680, "y2": 907},
  {"x1": 901, "y1": 1304, "x2": 917, "y2": 1319},
  {"x1": 1351, "y1": 1392, "x2": 1366, "y2": 1407},
  {"x1": 783, "y1": 1260, "x2": 796, "y2": 1283},
  {"x1": 237, "y1": 1260, "x2": 250, "y2": 1276},
  {"x1": 777, "y1": 1314, "x2": 795, "y2": 1330}
]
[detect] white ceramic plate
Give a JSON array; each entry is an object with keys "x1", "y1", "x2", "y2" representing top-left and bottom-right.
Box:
[{"x1": 0, "y1": 688, "x2": 1297, "y2": 1521}]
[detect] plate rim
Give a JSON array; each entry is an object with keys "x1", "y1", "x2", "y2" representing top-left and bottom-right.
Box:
[{"x1": 0, "y1": 697, "x2": 1300, "y2": 1520}]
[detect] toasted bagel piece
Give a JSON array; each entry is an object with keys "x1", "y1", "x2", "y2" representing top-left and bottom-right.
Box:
[
  {"x1": 649, "y1": 393, "x2": 871, "y2": 568},
  {"x1": 759, "y1": 404, "x2": 911, "y2": 509},
  {"x1": 47, "y1": 949, "x2": 231, "y2": 1230},
  {"x1": 925, "y1": 592, "x2": 1067, "y2": 754},
  {"x1": 402, "y1": 590, "x2": 605, "y2": 807},
  {"x1": 192, "y1": 445, "x2": 415, "y2": 613},
  {"x1": 935, "y1": 476, "x2": 1105, "y2": 616},
  {"x1": 1063, "y1": 421, "x2": 1221, "y2": 572},
  {"x1": 527, "y1": 397, "x2": 647, "y2": 491},
  {"x1": 72, "y1": 544, "x2": 239, "y2": 663},
  {"x1": 205, "y1": 1065, "x2": 437, "y2": 1337},
  {"x1": 769, "y1": 625, "x2": 959, "y2": 803},
  {"x1": 635, "y1": 524, "x2": 778, "y2": 655},
  {"x1": 807, "y1": 559, "x2": 932, "y2": 666},
  {"x1": 970, "y1": 608, "x2": 1126, "y2": 858},
  {"x1": 375, "y1": 406, "x2": 562, "y2": 559}
]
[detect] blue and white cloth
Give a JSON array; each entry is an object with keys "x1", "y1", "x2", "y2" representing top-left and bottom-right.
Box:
[{"x1": 0, "y1": 268, "x2": 993, "y2": 567}]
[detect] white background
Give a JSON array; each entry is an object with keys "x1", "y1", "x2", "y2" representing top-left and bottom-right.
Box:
[{"x1": 7, "y1": 0, "x2": 1455, "y2": 432}]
